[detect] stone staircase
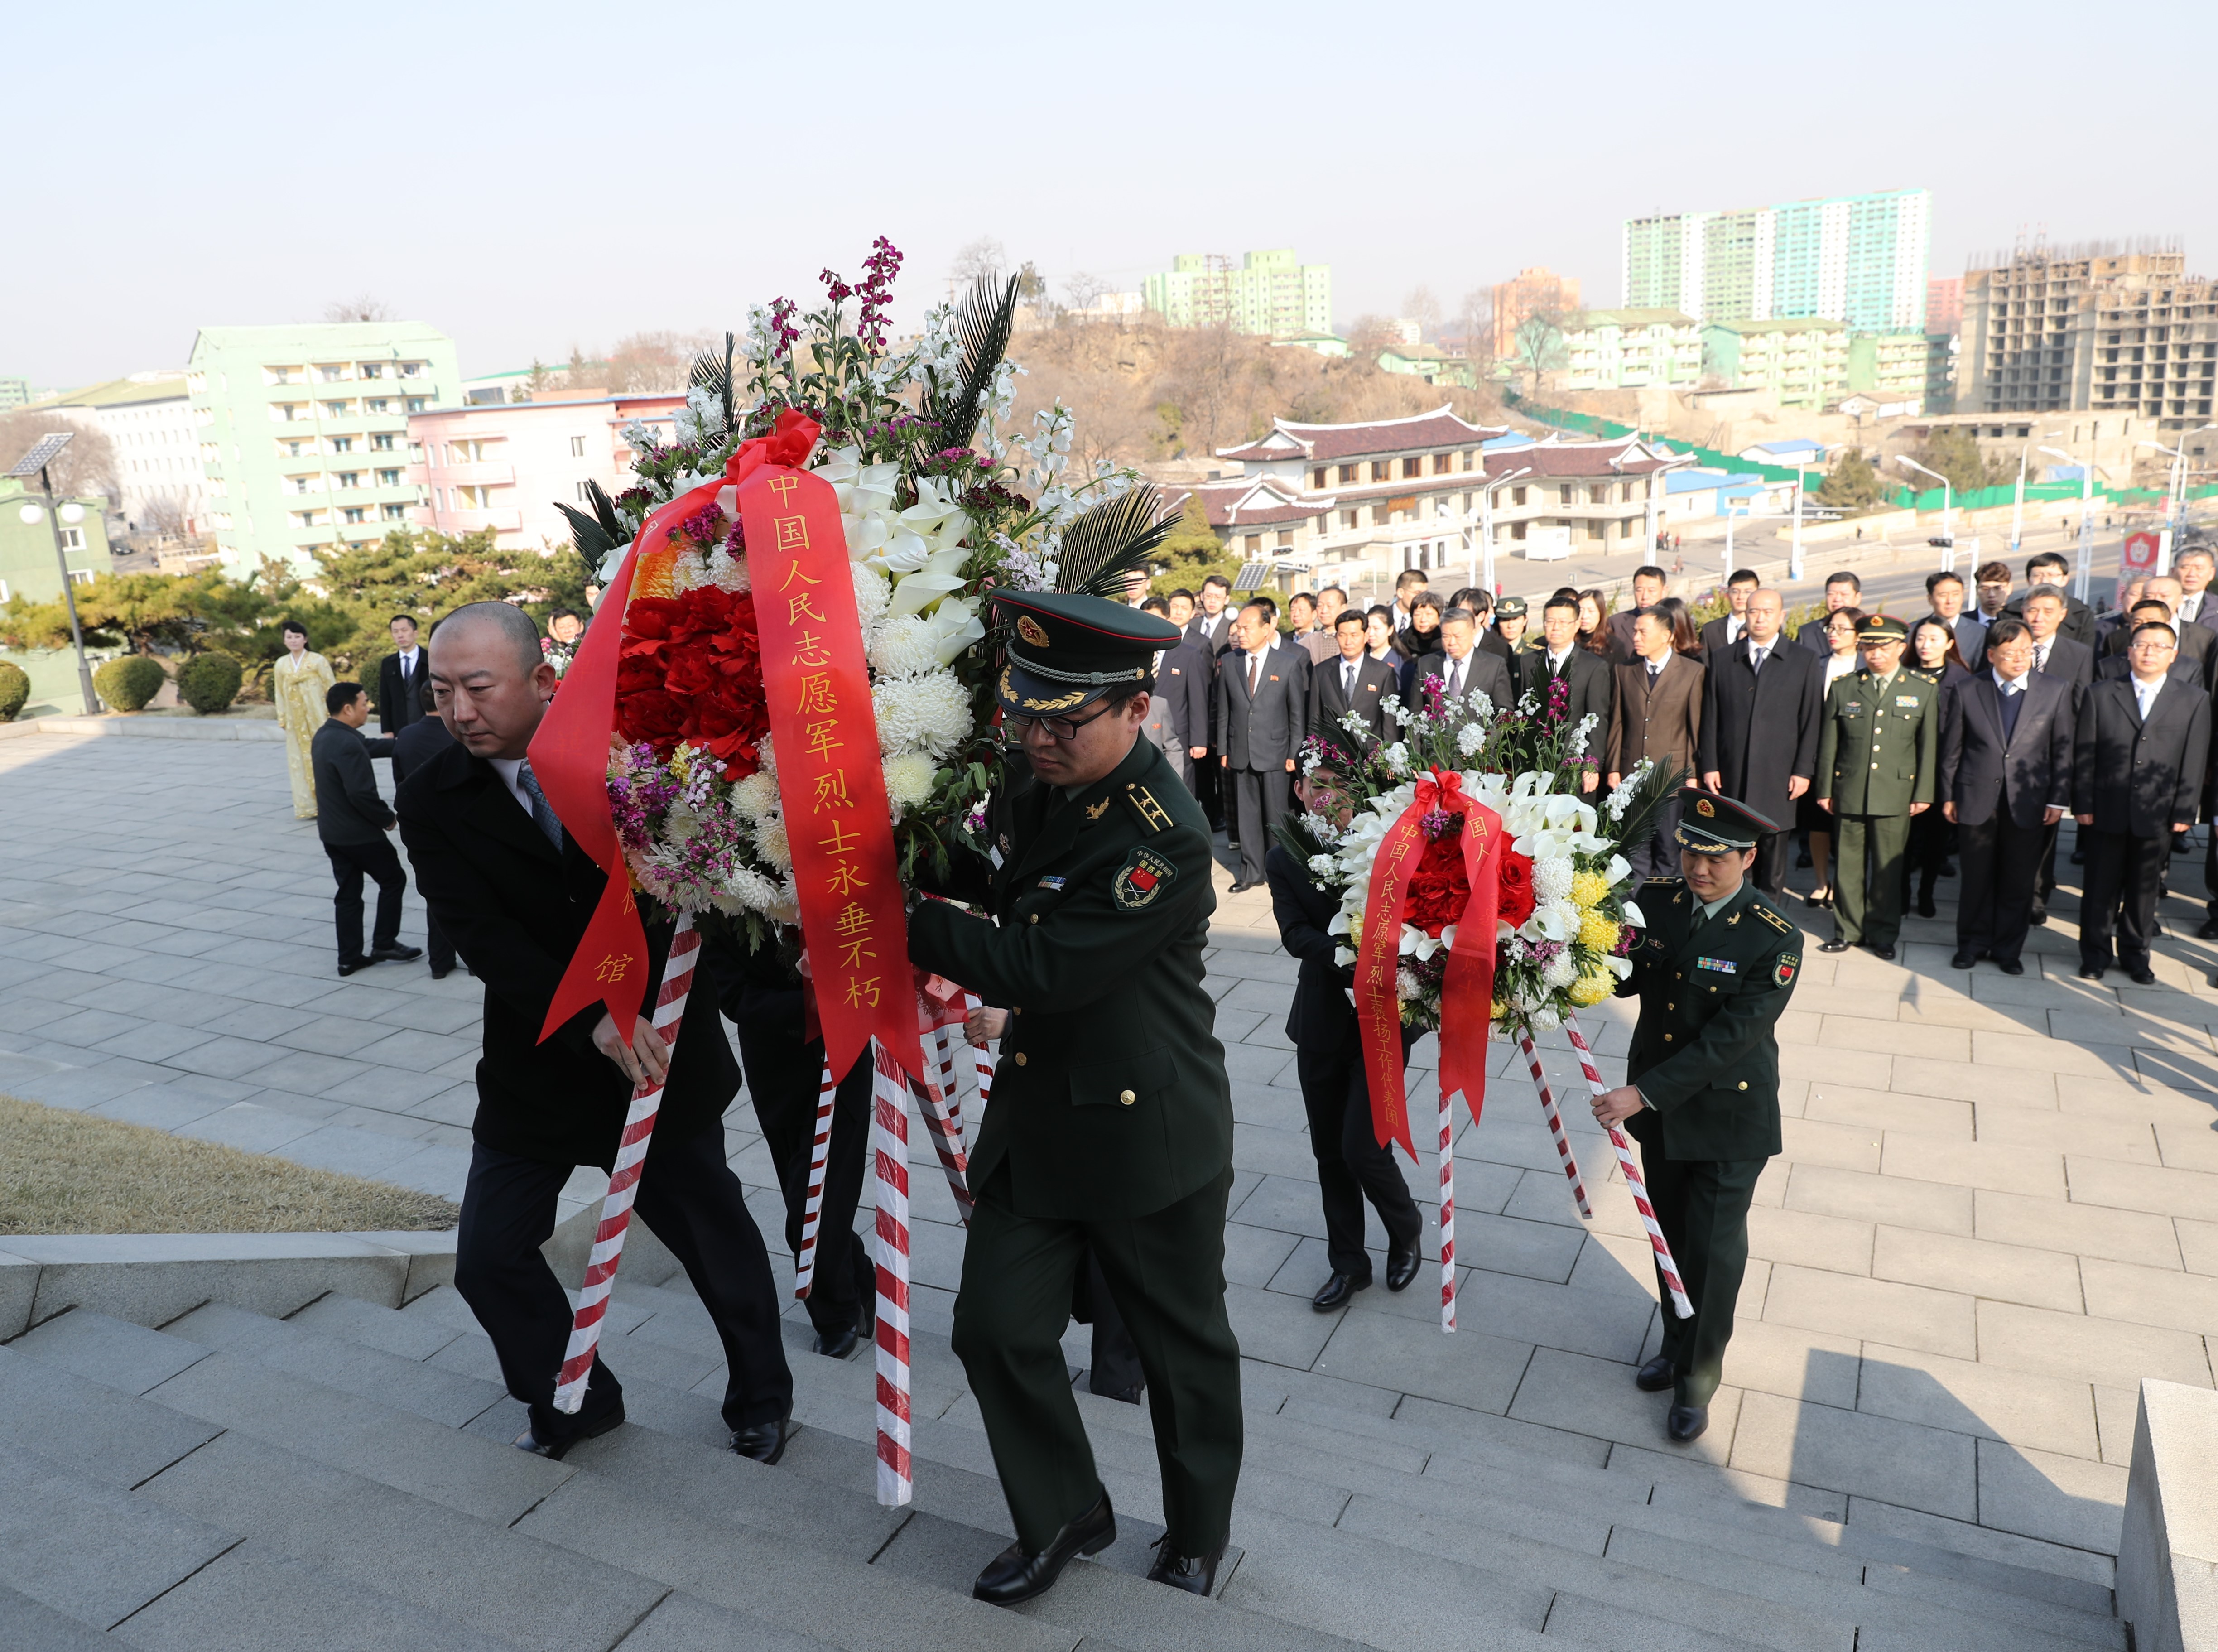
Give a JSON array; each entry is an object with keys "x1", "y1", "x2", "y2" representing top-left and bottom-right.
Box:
[{"x1": 0, "y1": 1271, "x2": 2129, "y2": 1652}]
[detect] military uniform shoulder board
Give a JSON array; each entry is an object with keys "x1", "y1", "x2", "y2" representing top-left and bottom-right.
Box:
[
  {"x1": 1753, "y1": 903, "x2": 1795, "y2": 935},
  {"x1": 1644, "y1": 876, "x2": 1684, "y2": 889},
  {"x1": 1122, "y1": 782, "x2": 1176, "y2": 834}
]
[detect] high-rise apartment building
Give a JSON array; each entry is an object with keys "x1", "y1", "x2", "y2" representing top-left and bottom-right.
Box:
[
  {"x1": 34, "y1": 374, "x2": 211, "y2": 537},
  {"x1": 1141, "y1": 250, "x2": 1331, "y2": 336},
  {"x1": 1623, "y1": 189, "x2": 1930, "y2": 334},
  {"x1": 1927, "y1": 277, "x2": 1963, "y2": 336},
  {"x1": 1958, "y1": 244, "x2": 2216, "y2": 438},
  {"x1": 1489, "y1": 267, "x2": 1582, "y2": 361},
  {"x1": 0, "y1": 378, "x2": 32, "y2": 411},
  {"x1": 187, "y1": 322, "x2": 459, "y2": 573}
]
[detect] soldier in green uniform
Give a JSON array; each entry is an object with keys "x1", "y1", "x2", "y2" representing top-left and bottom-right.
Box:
[
  {"x1": 1593, "y1": 792, "x2": 1802, "y2": 1444},
  {"x1": 907, "y1": 589, "x2": 1241, "y2": 1607},
  {"x1": 1812, "y1": 614, "x2": 1939, "y2": 960}
]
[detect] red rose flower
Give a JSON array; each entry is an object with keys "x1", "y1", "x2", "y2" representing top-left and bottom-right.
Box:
[
  {"x1": 1404, "y1": 830, "x2": 1472, "y2": 939},
  {"x1": 1496, "y1": 848, "x2": 1537, "y2": 930}
]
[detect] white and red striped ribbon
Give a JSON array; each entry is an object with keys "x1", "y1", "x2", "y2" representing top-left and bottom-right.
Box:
[
  {"x1": 1436, "y1": 1076, "x2": 1456, "y2": 1332},
  {"x1": 1517, "y1": 1030, "x2": 1593, "y2": 1219},
  {"x1": 1561, "y1": 1012, "x2": 1694, "y2": 1320},
  {"x1": 790, "y1": 1055, "x2": 838, "y2": 1299},
  {"x1": 960, "y1": 989, "x2": 993, "y2": 1118},
  {"x1": 553, "y1": 912, "x2": 699, "y2": 1413},
  {"x1": 918, "y1": 1027, "x2": 974, "y2": 1224},
  {"x1": 869, "y1": 1041, "x2": 913, "y2": 1507}
]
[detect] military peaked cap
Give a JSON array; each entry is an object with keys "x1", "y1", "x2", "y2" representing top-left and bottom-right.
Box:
[{"x1": 991, "y1": 589, "x2": 1180, "y2": 720}]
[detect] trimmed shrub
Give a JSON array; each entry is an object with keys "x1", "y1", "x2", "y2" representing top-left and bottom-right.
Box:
[
  {"x1": 0, "y1": 661, "x2": 28, "y2": 722},
  {"x1": 176, "y1": 651, "x2": 245, "y2": 715},
  {"x1": 92, "y1": 655, "x2": 166, "y2": 713}
]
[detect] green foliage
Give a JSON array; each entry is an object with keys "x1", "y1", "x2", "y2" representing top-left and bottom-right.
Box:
[
  {"x1": 1148, "y1": 499, "x2": 1240, "y2": 594},
  {"x1": 1906, "y1": 428, "x2": 2011, "y2": 496},
  {"x1": 1815, "y1": 448, "x2": 1884, "y2": 510},
  {"x1": 176, "y1": 651, "x2": 244, "y2": 715},
  {"x1": 92, "y1": 655, "x2": 165, "y2": 712},
  {"x1": 0, "y1": 660, "x2": 27, "y2": 721}
]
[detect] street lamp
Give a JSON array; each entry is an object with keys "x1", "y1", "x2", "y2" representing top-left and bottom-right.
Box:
[
  {"x1": 2138, "y1": 424, "x2": 2217, "y2": 558},
  {"x1": 1471, "y1": 465, "x2": 1532, "y2": 597},
  {"x1": 8, "y1": 432, "x2": 99, "y2": 714},
  {"x1": 1789, "y1": 442, "x2": 1842, "y2": 583},
  {"x1": 2011, "y1": 432, "x2": 2064, "y2": 555},
  {"x1": 2038, "y1": 444, "x2": 2098, "y2": 599},
  {"x1": 1895, "y1": 455, "x2": 1955, "y2": 571}
]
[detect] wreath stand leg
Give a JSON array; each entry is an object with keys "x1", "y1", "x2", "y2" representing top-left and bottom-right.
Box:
[
  {"x1": 917, "y1": 1025, "x2": 974, "y2": 1223},
  {"x1": 869, "y1": 1041, "x2": 914, "y2": 1507},
  {"x1": 791, "y1": 1055, "x2": 838, "y2": 1299},
  {"x1": 961, "y1": 990, "x2": 994, "y2": 1113},
  {"x1": 1436, "y1": 1071, "x2": 1456, "y2": 1333},
  {"x1": 553, "y1": 913, "x2": 699, "y2": 1414},
  {"x1": 1560, "y1": 1013, "x2": 1695, "y2": 1320},
  {"x1": 1516, "y1": 1029, "x2": 1593, "y2": 1219}
]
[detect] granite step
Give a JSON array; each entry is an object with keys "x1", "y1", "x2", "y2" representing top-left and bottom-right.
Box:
[
  {"x1": 0, "y1": 1581, "x2": 118, "y2": 1652},
  {"x1": 166, "y1": 1300, "x2": 508, "y2": 1428}
]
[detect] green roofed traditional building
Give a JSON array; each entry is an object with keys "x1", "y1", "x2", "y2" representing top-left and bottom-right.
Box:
[
  {"x1": 1142, "y1": 250, "x2": 1331, "y2": 337},
  {"x1": 187, "y1": 321, "x2": 459, "y2": 574}
]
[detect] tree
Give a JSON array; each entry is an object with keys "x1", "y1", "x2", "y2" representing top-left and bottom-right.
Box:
[
  {"x1": 1345, "y1": 314, "x2": 1405, "y2": 353},
  {"x1": 1906, "y1": 426, "x2": 2011, "y2": 495},
  {"x1": 325, "y1": 294, "x2": 392, "y2": 322},
  {"x1": 1814, "y1": 447, "x2": 1883, "y2": 510},
  {"x1": 1456, "y1": 287, "x2": 1492, "y2": 358},
  {"x1": 1512, "y1": 312, "x2": 1568, "y2": 382},
  {"x1": 951, "y1": 237, "x2": 1006, "y2": 284},
  {"x1": 1149, "y1": 499, "x2": 1238, "y2": 594},
  {"x1": 1400, "y1": 285, "x2": 1442, "y2": 341},
  {"x1": 1064, "y1": 271, "x2": 1110, "y2": 312},
  {"x1": 0, "y1": 412, "x2": 118, "y2": 504},
  {"x1": 603, "y1": 331, "x2": 712, "y2": 393}
]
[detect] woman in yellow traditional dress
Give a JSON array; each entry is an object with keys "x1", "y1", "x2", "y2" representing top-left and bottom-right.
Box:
[{"x1": 271, "y1": 620, "x2": 336, "y2": 819}]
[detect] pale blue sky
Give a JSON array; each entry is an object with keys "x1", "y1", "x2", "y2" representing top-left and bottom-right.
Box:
[{"x1": 7, "y1": 0, "x2": 2210, "y2": 388}]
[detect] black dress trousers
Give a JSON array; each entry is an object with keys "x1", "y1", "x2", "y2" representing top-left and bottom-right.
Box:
[
  {"x1": 454, "y1": 1125, "x2": 793, "y2": 1445},
  {"x1": 1955, "y1": 813, "x2": 2046, "y2": 964},
  {"x1": 324, "y1": 836, "x2": 407, "y2": 962},
  {"x1": 1229, "y1": 766, "x2": 1292, "y2": 886},
  {"x1": 1294, "y1": 1037, "x2": 1422, "y2": 1279},
  {"x1": 2079, "y1": 828, "x2": 2170, "y2": 973}
]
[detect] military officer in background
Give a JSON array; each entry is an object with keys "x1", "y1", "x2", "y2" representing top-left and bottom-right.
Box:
[
  {"x1": 908, "y1": 589, "x2": 1241, "y2": 1608},
  {"x1": 1593, "y1": 793, "x2": 1799, "y2": 1445},
  {"x1": 1812, "y1": 615, "x2": 1939, "y2": 961}
]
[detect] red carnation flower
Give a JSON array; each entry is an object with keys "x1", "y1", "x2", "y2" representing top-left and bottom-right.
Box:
[
  {"x1": 618, "y1": 689, "x2": 687, "y2": 745},
  {"x1": 1404, "y1": 831, "x2": 1472, "y2": 939}
]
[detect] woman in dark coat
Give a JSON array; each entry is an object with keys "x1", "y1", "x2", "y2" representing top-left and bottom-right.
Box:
[{"x1": 1903, "y1": 616, "x2": 1971, "y2": 916}]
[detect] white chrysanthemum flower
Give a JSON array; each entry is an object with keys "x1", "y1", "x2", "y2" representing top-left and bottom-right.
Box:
[
  {"x1": 1544, "y1": 951, "x2": 1579, "y2": 989},
  {"x1": 1308, "y1": 854, "x2": 1338, "y2": 879},
  {"x1": 1534, "y1": 856, "x2": 1574, "y2": 904},
  {"x1": 1396, "y1": 969, "x2": 1421, "y2": 1000},
  {"x1": 730, "y1": 771, "x2": 778, "y2": 822},
  {"x1": 753, "y1": 732, "x2": 776, "y2": 779},
  {"x1": 882, "y1": 751, "x2": 938, "y2": 816},
  {"x1": 754, "y1": 815, "x2": 792, "y2": 873},
  {"x1": 851, "y1": 561, "x2": 890, "y2": 631},
  {"x1": 722, "y1": 863, "x2": 784, "y2": 915},
  {"x1": 1531, "y1": 1005, "x2": 1562, "y2": 1031},
  {"x1": 670, "y1": 549, "x2": 707, "y2": 593},
  {"x1": 869, "y1": 615, "x2": 942, "y2": 680},
  {"x1": 705, "y1": 546, "x2": 750, "y2": 593},
  {"x1": 872, "y1": 674, "x2": 972, "y2": 760}
]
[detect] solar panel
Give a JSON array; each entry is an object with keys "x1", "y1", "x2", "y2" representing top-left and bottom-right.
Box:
[{"x1": 5, "y1": 431, "x2": 75, "y2": 478}]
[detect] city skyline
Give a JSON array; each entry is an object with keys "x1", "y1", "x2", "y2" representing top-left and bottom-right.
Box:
[{"x1": 5, "y1": 0, "x2": 2212, "y2": 391}]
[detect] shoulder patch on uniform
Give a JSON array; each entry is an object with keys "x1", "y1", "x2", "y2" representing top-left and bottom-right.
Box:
[
  {"x1": 1754, "y1": 905, "x2": 1795, "y2": 934},
  {"x1": 1774, "y1": 954, "x2": 1799, "y2": 988},
  {"x1": 1122, "y1": 783, "x2": 1176, "y2": 835},
  {"x1": 1113, "y1": 845, "x2": 1177, "y2": 911}
]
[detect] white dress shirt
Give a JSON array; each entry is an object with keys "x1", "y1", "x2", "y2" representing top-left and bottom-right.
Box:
[
  {"x1": 394, "y1": 645, "x2": 421, "y2": 677},
  {"x1": 2179, "y1": 591, "x2": 2204, "y2": 623},
  {"x1": 488, "y1": 756, "x2": 535, "y2": 819},
  {"x1": 1339, "y1": 656, "x2": 1359, "y2": 698},
  {"x1": 2133, "y1": 673, "x2": 2166, "y2": 722}
]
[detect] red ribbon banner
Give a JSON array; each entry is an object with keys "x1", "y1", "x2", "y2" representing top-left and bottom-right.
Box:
[
  {"x1": 735, "y1": 465, "x2": 924, "y2": 1088},
  {"x1": 1355, "y1": 770, "x2": 1505, "y2": 1159}
]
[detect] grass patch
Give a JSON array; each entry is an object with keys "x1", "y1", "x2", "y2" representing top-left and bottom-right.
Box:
[{"x1": 0, "y1": 1094, "x2": 458, "y2": 1236}]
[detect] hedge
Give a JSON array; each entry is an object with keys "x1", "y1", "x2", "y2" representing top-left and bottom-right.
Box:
[
  {"x1": 0, "y1": 661, "x2": 28, "y2": 722},
  {"x1": 176, "y1": 651, "x2": 245, "y2": 715},
  {"x1": 92, "y1": 655, "x2": 167, "y2": 713}
]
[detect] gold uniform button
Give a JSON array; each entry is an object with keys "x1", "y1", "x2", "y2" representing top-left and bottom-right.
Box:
[
  {"x1": 1028, "y1": 913, "x2": 1039, "y2": 925},
  {"x1": 1664, "y1": 1033, "x2": 1674, "y2": 1042},
  {"x1": 1119, "y1": 1089, "x2": 1136, "y2": 1105},
  {"x1": 1737, "y1": 1081, "x2": 1749, "y2": 1090},
  {"x1": 1666, "y1": 1002, "x2": 1675, "y2": 1011},
  {"x1": 1014, "y1": 1052, "x2": 1028, "y2": 1067}
]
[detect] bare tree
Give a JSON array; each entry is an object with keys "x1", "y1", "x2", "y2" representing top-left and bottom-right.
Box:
[
  {"x1": 324, "y1": 294, "x2": 392, "y2": 322},
  {"x1": 1344, "y1": 314, "x2": 1405, "y2": 353},
  {"x1": 602, "y1": 331, "x2": 717, "y2": 393},
  {"x1": 0, "y1": 412, "x2": 118, "y2": 503},
  {"x1": 1400, "y1": 286, "x2": 1442, "y2": 341},
  {"x1": 1513, "y1": 311, "x2": 1568, "y2": 384},
  {"x1": 1064, "y1": 270, "x2": 1110, "y2": 312},
  {"x1": 951, "y1": 237, "x2": 1007, "y2": 284},
  {"x1": 140, "y1": 496, "x2": 193, "y2": 542},
  {"x1": 1456, "y1": 287, "x2": 1492, "y2": 357}
]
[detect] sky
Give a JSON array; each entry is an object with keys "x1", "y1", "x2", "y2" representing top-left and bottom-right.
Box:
[{"x1": 7, "y1": 0, "x2": 2213, "y2": 391}]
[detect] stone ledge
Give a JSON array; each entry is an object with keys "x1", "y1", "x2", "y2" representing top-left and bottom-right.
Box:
[
  {"x1": 0, "y1": 713, "x2": 286, "y2": 742},
  {"x1": 2119, "y1": 1378, "x2": 2218, "y2": 1652}
]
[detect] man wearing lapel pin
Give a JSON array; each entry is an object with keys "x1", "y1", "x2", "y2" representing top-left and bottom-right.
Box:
[
  {"x1": 1309, "y1": 605, "x2": 1400, "y2": 759},
  {"x1": 399, "y1": 602, "x2": 794, "y2": 1466},
  {"x1": 1217, "y1": 598, "x2": 1311, "y2": 893}
]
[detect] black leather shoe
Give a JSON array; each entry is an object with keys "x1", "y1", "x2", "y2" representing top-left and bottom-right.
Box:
[
  {"x1": 2199, "y1": 920, "x2": 2218, "y2": 941},
  {"x1": 973, "y1": 1492, "x2": 1116, "y2": 1605},
  {"x1": 1950, "y1": 949, "x2": 1976, "y2": 969},
  {"x1": 1634, "y1": 1355, "x2": 1675, "y2": 1392},
  {"x1": 1385, "y1": 1247, "x2": 1421, "y2": 1292},
  {"x1": 1666, "y1": 1403, "x2": 1709, "y2": 1443},
  {"x1": 1311, "y1": 1271, "x2": 1368, "y2": 1312},
  {"x1": 730, "y1": 1408, "x2": 794, "y2": 1464},
  {"x1": 430, "y1": 964, "x2": 453, "y2": 980},
  {"x1": 337, "y1": 958, "x2": 372, "y2": 977},
  {"x1": 1091, "y1": 1382, "x2": 1144, "y2": 1406},
  {"x1": 513, "y1": 1406, "x2": 624, "y2": 1460},
  {"x1": 372, "y1": 943, "x2": 424, "y2": 963},
  {"x1": 1999, "y1": 958, "x2": 2026, "y2": 976},
  {"x1": 814, "y1": 1321, "x2": 861, "y2": 1360},
  {"x1": 2029, "y1": 910, "x2": 2048, "y2": 926},
  {"x1": 2129, "y1": 968, "x2": 2158, "y2": 987},
  {"x1": 1916, "y1": 892, "x2": 1937, "y2": 918},
  {"x1": 2078, "y1": 965, "x2": 2106, "y2": 981},
  {"x1": 1819, "y1": 939, "x2": 1850, "y2": 953},
  {"x1": 1871, "y1": 943, "x2": 1896, "y2": 961},
  {"x1": 1147, "y1": 1536, "x2": 1229, "y2": 1596}
]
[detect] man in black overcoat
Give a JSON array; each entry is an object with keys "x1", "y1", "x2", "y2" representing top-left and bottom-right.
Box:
[
  {"x1": 377, "y1": 613, "x2": 431, "y2": 780},
  {"x1": 393, "y1": 677, "x2": 461, "y2": 978},
  {"x1": 2072, "y1": 620, "x2": 2211, "y2": 984},
  {"x1": 1939, "y1": 617, "x2": 2073, "y2": 974},
  {"x1": 312, "y1": 681, "x2": 420, "y2": 976},
  {"x1": 398, "y1": 602, "x2": 793, "y2": 1463},
  {"x1": 1698, "y1": 588, "x2": 1820, "y2": 895}
]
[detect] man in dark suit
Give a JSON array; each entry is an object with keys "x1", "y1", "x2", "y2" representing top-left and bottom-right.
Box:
[
  {"x1": 1310, "y1": 607, "x2": 1400, "y2": 757},
  {"x1": 393, "y1": 678, "x2": 461, "y2": 979},
  {"x1": 1795, "y1": 571, "x2": 1863, "y2": 653},
  {"x1": 312, "y1": 681, "x2": 422, "y2": 977},
  {"x1": 1924, "y1": 570, "x2": 1987, "y2": 670},
  {"x1": 1217, "y1": 599, "x2": 1310, "y2": 892},
  {"x1": 1698, "y1": 569, "x2": 1759, "y2": 660},
  {"x1": 1606, "y1": 566, "x2": 1667, "y2": 665},
  {"x1": 1154, "y1": 620, "x2": 1215, "y2": 796},
  {"x1": 377, "y1": 614, "x2": 431, "y2": 779},
  {"x1": 1135, "y1": 596, "x2": 1194, "y2": 790},
  {"x1": 2073, "y1": 620, "x2": 2211, "y2": 983},
  {"x1": 2098, "y1": 601, "x2": 2206, "y2": 684},
  {"x1": 1608, "y1": 607, "x2": 1705, "y2": 880},
  {"x1": 1699, "y1": 588, "x2": 1820, "y2": 895},
  {"x1": 399, "y1": 601, "x2": 794, "y2": 1464},
  {"x1": 1266, "y1": 789, "x2": 1422, "y2": 1313},
  {"x1": 1183, "y1": 574, "x2": 1236, "y2": 832},
  {"x1": 1939, "y1": 618, "x2": 2072, "y2": 975},
  {"x1": 2005, "y1": 552, "x2": 2099, "y2": 648},
  {"x1": 1414, "y1": 607, "x2": 1514, "y2": 717},
  {"x1": 2107, "y1": 578, "x2": 2215, "y2": 684},
  {"x1": 1521, "y1": 593, "x2": 1613, "y2": 792},
  {"x1": 2024, "y1": 583, "x2": 2096, "y2": 922},
  {"x1": 2172, "y1": 547, "x2": 2218, "y2": 642}
]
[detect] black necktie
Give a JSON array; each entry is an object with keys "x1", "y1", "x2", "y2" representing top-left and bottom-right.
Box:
[{"x1": 1998, "y1": 683, "x2": 2023, "y2": 744}]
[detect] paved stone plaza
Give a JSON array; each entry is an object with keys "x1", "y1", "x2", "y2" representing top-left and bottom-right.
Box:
[{"x1": 4, "y1": 723, "x2": 2217, "y2": 1617}]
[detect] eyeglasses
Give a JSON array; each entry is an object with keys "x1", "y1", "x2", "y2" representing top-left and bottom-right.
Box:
[{"x1": 1007, "y1": 698, "x2": 1122, "y2": 742}]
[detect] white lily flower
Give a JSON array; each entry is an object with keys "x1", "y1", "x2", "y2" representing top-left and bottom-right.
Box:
[{"x1": 1622, "y1": 899, "x2": 1646, "y2": 928}]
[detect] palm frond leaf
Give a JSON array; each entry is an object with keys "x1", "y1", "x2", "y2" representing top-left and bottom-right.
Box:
[
  {"x1": 1606, "y1": 758, "x2": 1691, "y2": 863},
  {"x1": 555, "y1": 480, "x2": 626, "y2": 564},
  {"x1": 688, "y1": 331, "x2": 737, "y2": 436},
  {"x1": 930, "y1": 275, "x2": 1020, "y2": 452},
  {"x1": 1052, "y1": 487, "x2": 1179, "y2": 598}
]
